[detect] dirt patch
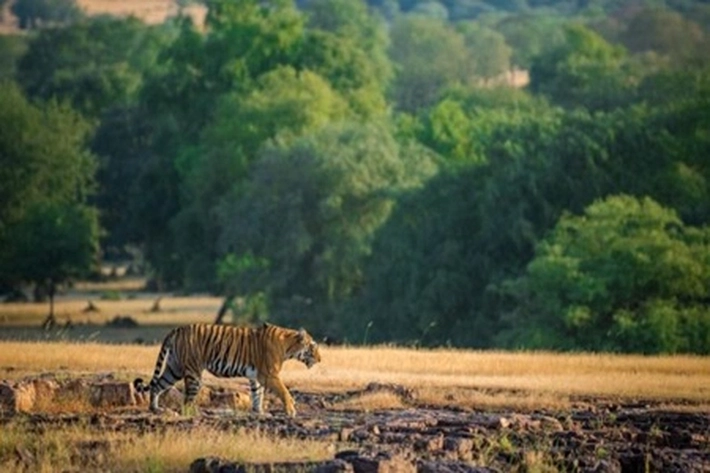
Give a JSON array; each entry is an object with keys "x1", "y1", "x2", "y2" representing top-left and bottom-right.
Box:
[{"x1": 1, "y1": 376, "x2": 708, "y2": 472}]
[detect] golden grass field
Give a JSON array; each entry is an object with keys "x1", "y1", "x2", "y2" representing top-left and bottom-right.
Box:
[
  {"x1": 2, "y1": 340, "x2": 709, "y2": 409},
  {"x1": 1, "y1": 277, "x2": 709, "y2": 410}
]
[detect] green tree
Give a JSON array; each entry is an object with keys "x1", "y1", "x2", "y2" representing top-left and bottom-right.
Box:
[
  {"x1": 528, "y1": 23, "x2": 631, "y2": 110},
  {"x1": 133, "y1": 1, "x2": 305, "y2": 287},
  {"x1": 388, "y1": 16, "x2": 472, "y2": 112},
  {"x1": 300, "y1": 0, "x2": 392, "y2": 116},
  {"x1": 297, "y1": 31, "x2": 388, "y2": 117},
  {"x1": 0, "y1": 83, "x2": 97, "y2": 303},
  {"x1": 358, "y1": 100, "x2": 689, "y2": 348},
  {"x1": 501, "y1": 196, "x2": 710, "y2": 354},
  {"x1": 202, "y1": 0, "x2": 304, "y2": 91},
  {"x1": 495, "y1": 13, "x2": 566, "y2": 70},
  {"x1": 17, "y1": 16, "x2": 170, "y2": 118},
  {"x1": 91, "y1": 105, "x2": 156, "y2": 253},
  {"x1": 456, "y1": 22, "x2": 512, "y2": 82},
  {"x1": 0, "y1": 82, "x2": 95, "y2": 228},
  {"x1": 620, "y1": 8, "x2": 706, "y2": 64},
  {"x1": 217, "y1": 122, "x2": 439, "y2": 333},
  {"x1": 304, "y1": 0, "x2": 392, "y2": 86},
  {"x1": 1, "y1": 203, "x2": 100, "y2": 319},
  {"x1": 0, "y1": 35, "x2": 27, "y2": 82},
  {"x1": 172, "y1": 67, "x2": 351, "y2": 289},
  {"x1": 11, "y1": 0, "x2": 82, "y2": 29},
  {"x1": 16, "y1": 17, "x2": 173, "y2": 255},
  {"x1": 416, "y1": 86, "x2": 547, "y2": 163}
]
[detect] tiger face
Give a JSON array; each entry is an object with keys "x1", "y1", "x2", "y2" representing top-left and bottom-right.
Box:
[{"x1": 292, "y1": 328, "x2": 322, "y2": 369}]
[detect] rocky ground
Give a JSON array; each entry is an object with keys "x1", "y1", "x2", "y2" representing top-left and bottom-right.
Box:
[{"x1": 1, "y1": 378, "x2": 709, "y2": 472}]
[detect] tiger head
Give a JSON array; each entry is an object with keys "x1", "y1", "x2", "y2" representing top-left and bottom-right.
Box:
[{"x1": 291, "y1": 328, "x2": 321, "y2": 369}]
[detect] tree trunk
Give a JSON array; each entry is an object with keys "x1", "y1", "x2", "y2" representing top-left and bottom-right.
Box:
[
  {"x1": 49, "y1": 282, "x2": 55, "y2": 319},
  {"x1": 214, "y1": 295, "x2": 235, "y2": 324},
  {"x1": 42, "y1": 281, "x2": 58, "y2": 330}
]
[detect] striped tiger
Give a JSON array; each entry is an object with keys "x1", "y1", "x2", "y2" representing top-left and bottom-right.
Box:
[{"x1": 133, "y1": 322, "x2": 321, "y2": 417}]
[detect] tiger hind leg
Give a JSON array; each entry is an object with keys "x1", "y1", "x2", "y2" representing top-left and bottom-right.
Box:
[
  {"x1": 148, "y1": 364, "x2": 184, "y2": 413},
  {"x1": 149, "y1": 379, "x2": 178, "y2": 413},
  {"x1": 249, "y1": 379, "x2": 265, "y2": 414},
  {"x1": 182, "y1": 373, "x2": 202, "y2": 415}
]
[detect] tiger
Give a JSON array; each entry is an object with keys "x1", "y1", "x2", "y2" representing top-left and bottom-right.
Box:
[{"x1": 133, "y1": 322, "x2": 321, "y2": 417}]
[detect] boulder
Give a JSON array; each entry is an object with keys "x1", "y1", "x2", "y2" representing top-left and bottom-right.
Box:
[
  {"x1": 0, "y1": 382, "x2": 35, "y2": 414},
  {"x1": 90, "y1": 382, "x2": 136, "y2": 407}
]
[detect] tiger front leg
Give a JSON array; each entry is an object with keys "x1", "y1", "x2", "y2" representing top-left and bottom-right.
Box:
[{"x1": 264, "y1": 375, "x2": 296, "y2": 417}]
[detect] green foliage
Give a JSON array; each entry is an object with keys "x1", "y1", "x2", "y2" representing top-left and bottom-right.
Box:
[
  {"x1": 204, "y1": 66, "x2": 351, "y2": 164},
  {"x1": 218, "y1": 253, "x2": 270, "y2": 294},
  {"x1": 0, "y1": 35, "x2": 27, "y2": 82},
  {"x1": 91, "y1": 106, "x2": 156, "y2": 251},
  {"x1": 172, "y1": 66, "x2": 352, "y2": 290},
  {"x1": 388, "y1": 16, "x2": 472, "y2": 111},
  {"x1": 1, "y1": 202, "x2": 100, "y2": 308},
  {"x1": 501, "y1": 196, "x2": 710, "y2": 353},
  {"x1": 303, "y1": 0, "x2": 392, "y2": 88},
  {"x1": 416, "y1": 87, "x2": 551, "y2": 163},
  {"x1": 297, "y1": 31, "x2": 388, "y2": 117},
  {"x1": 0, "y1": 83, "x2": 98, "y2": 306},
  {"x1": 357, "y1": 92, "x2": 710, "y2": 350},
  {"x1": 0, "y1": 82, "x2": 95, "y2": 227},
  {"x1": 17, "y1": 16, "x2": 170, "y2": 118},
  {"x1": 133, "y1": 1, "x2": 307, "y2": 287},
  {"x1": 456, "y1": 22, "x2": 512, "y2": 80},
  {"x1": 620, "y1": 8, "x2": 706, "y2": 64},
  {"x1": 217, "y1": 122, "x2": 439, "y2": 332},
  {"x1": 494, "y1": 13, "x2": 566, "y2": 69},
  {"x1": 203, "y1": 0, "x2": 304, "y2": 90},
  {"x1": 529, "y1": 23, "x2": 632, "y2": 110},
  {"x1": 354, "y1": 167, "x2": 489, "y2": 346},
  {"x1": 4, "y1": 0, "x2": 710, "y2": 354}
]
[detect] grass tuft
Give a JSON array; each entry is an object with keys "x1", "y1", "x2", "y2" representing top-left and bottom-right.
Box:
[{"x1": 0, "y1": 422, "x2": 332, "y2": 472}]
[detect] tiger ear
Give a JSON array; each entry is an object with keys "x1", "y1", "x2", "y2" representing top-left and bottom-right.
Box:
[{"x1": 298, "y1": 328, "x2": 306, "y2": 341}]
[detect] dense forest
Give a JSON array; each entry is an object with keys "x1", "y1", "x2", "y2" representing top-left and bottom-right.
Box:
[{"x1": 1, "y1": 0, "x2": 709, "y2": 353}]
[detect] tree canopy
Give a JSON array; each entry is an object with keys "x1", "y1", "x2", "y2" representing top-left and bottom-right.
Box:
[
  {"x1": 2, "y1": 0, "x2": 710, "y2": 353},
  {"x1": 501, "y1": 196, "x2": 710, "y2": 354},
  {"x1": 0, "y1": 83, "x2": 98, "y2": 307}
]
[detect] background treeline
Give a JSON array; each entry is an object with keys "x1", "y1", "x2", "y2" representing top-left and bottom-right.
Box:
[{"x1": 1, "y1": 0, "x2": 709, "y2": 353}]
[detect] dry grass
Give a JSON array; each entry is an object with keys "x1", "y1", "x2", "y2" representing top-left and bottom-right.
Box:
[
  {"x1": 0, "y1": 294, "x2": 221, "y2": 326},
  {"x1": 0, "y1": 422, "x2": 332, "y2": 472},
  {"x1": 1, "y1": 282, "x2": 708, "y2": 410},
  {"x1": 416, "y1": 386, "x2": 574, "y2": 411},
  {"x1": 1, "y1": 341, "x2": 709, "y2": 410}
]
